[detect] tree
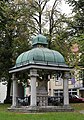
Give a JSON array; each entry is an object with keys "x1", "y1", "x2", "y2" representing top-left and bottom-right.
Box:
[
  {"x1": 65, "y1": 0, "x2": 84, "y2": 66},
  {"x1": 0, "y1": 1, "x2": 14, "y2": 103},
  {"x1": 0, "y1": 0, "x2": 34, "y2": 103},
  {"x1": 13, "y1": 0, "x2": 72, "y2": 63}
]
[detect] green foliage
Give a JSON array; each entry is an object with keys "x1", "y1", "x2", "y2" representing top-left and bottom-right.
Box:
[
  {"x1": 65, "y1": 0, "x2": 84, "y2": 66},
  {"x1": 0, "y1": 1, "x2": 13, "y2": 78},
  {"x1": 0, "y1": 0, "x2": 35, "y2": 101},
  {"x1": 0, "y1": 1, "x2": 33, "y2": 78}
]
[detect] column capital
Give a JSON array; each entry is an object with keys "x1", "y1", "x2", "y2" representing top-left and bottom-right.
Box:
[
  {"x1": 63, "y1": 72, "x2": 70, "y2": 79},
  {"x1": 29, "y1": 69, "x2": 39, "y2": 77},
  {"x1": 11, "y1": 74, "x2": 17, "y2": 81}
]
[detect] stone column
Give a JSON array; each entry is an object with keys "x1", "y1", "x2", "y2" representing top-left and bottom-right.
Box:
[
  {"x1": 63, "y1": 72, "x2": 69, "y2": 106},
  {"x1": 12, "y1": 74, "x2": 18, "y2": 107},
  {"x1": 30, "y1": 69, "x2": 38, "y2": 106}
]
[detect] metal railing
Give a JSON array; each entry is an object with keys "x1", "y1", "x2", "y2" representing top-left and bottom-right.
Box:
[{"x1": 16, "y1": 97, "x2": 30, "y2": 106}]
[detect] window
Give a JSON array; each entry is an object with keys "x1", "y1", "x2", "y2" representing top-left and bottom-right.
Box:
[
  {"x1": 53, "y1": 89, "x2": 63, "y2": 97},
  {"x1": 69, "y1": 89, "x2": 77, "y2": 95},
  {"x1": 53, "y1": 89, "x2": 77, "y2": 97}
]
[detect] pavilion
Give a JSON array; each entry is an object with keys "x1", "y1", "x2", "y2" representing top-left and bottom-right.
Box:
[{"x1": 9, "y1": 34, "x2": 73, "y2": 112}]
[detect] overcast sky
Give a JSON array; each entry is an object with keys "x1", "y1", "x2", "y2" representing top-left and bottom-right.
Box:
[
  {"x1": 61, "y1": 0, "x2": 72, "y2": 15},
  {"x1": 48, "y1": 0, "x2": 72, "y2": 16}
]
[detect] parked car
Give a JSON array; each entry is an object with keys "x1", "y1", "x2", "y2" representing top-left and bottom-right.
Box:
[{"x1": 69, "y1": 95, "x2": 84, "y2": 103}]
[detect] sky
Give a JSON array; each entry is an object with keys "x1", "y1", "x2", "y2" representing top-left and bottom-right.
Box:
[
  {"x1": 61, "y1": 0, "x2": 72, "y2": 15},
  {"x1": 48, "y1": 0, "x2": 72, "y2": 16}
]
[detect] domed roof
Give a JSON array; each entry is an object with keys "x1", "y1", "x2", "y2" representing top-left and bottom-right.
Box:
[
  {"x1": 9, "y1": 34, "x2": 71, "y2": 73},
  {"x1": 16, "y1": 48, "x2": 65, "y2": 67},
  {"x1": 32, "y1": 34, "x2": 48, "y2": 46},
  {"x1": 14, "y1": 34, "x2": 66, "y2": 67}
]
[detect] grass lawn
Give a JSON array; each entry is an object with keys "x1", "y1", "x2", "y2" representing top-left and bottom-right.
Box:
[{"x1": 0, "y1": 103, "x2": 84, "y2": 120}]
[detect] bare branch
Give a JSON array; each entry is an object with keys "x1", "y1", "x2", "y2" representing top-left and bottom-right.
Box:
[{"x1": 41, "y1": 0, "x2": 48, "y2": 12}]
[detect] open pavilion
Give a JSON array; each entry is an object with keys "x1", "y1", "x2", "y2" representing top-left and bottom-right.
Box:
[{"x1": 9, "y1": 34, "x2": 73, "y2": 112}]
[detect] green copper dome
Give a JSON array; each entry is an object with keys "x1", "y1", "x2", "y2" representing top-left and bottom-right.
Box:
[
  {"x1": 15, "y1": 34, "x2": 65, "y2": 67},
  {"x1": 32, "y1": 34, "x2": 48, "y2": 46},
  {"x1": 16, "y1": 48, "x2": 65, "y2": 67}
]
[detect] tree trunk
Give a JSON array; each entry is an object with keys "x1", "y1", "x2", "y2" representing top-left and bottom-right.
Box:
[{"x1": 4, "y1": 77, "x2": 12, "y2": 104}]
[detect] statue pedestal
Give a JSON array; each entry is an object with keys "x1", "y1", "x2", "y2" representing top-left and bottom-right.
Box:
[{"x1": 37, "y1": 82, "x2": 48, "y2": 106}]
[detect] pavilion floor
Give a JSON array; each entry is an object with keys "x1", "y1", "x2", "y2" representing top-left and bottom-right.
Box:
[{"x1": 8, "y1": 105, "x2": 74, "y2": 113}]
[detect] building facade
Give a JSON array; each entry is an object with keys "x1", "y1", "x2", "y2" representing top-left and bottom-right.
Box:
[{"x1": 48, "y1": 68, "x2": 84, "y2": 97}]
